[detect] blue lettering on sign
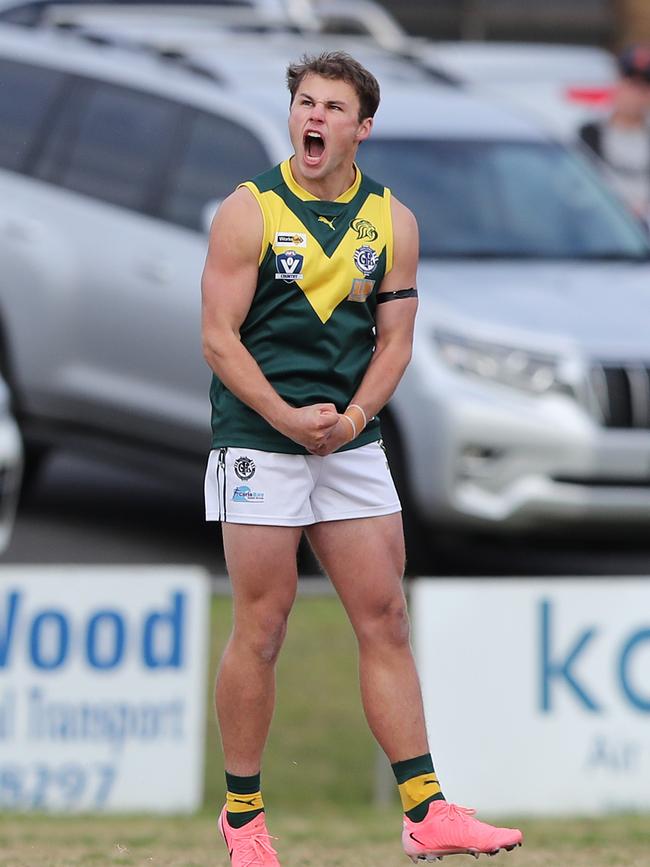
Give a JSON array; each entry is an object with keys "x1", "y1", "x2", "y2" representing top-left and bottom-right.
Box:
[
  {"x1": 30, "y1": 612, "x2": 69, "y2": 671},
  {"x1": 142, "y1": 592, "x2": 185, "y2": 669},
  {"x1": 0, "y1": 592, "x2": 19, "y2": 667},
  {"x1": 0, "y1": 590, "x2": 187, "y2": 671},
  {"x1": 539, "y1": 600, "x2": 601, "y2": 713},
  {"x1": 86, "y1": 611, "x2": 125, "y2": 670},
  {"x1": 619, "y1": 629, "x2": 650, "y2": 712}
]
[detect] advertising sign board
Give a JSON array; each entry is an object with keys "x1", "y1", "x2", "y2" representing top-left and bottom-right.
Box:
[
  {"x1": 411, "y1": 578, "x2": 650, "y2": 815},
  {"x1": 0, "y1": 566, "x2": 209, "y2": 812}
]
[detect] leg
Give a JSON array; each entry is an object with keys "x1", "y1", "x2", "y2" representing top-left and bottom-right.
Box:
[
  {"x1": 306, "y1": 513, "x2": 427, "y2": 762},
  {"x1": 217, "y1": 522, "x2": 302, "y2": 775}
]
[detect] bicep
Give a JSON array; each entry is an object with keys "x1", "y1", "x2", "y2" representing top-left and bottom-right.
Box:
[
  {"x1": 375, "y1": 197, "x2": 419, "y2": 349},
  {"x1": 380, "y1": 196, "x2": 419, "y2": 293},
  {"x1": 201, "y1": 187, "x2": 263, "y2": 335}
]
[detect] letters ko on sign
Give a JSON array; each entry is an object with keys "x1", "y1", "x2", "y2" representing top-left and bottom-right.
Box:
[
  {"x1": 539, "y1": 600, "x2": 650, "y2": 713},
  {"x1": 0, "y1": 590, "x2": 186, "y2": 671}
]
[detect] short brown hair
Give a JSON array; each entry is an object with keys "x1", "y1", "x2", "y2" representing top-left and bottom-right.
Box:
[{"x1": 287, "y1": 51, "x2": 380, "y2": 121}]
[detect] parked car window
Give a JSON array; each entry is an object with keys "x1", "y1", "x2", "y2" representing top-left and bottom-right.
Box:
[
  {"x1": 159, "y1": 110, "x2": 270, "y2": 231},
  {"x1": 358, "y1": 139, "x2": 650, "y2": 259},
  {"x1": 0, "y1": 58, "x2": 65, "y2": 172},
  {"x1": 59, "y1": 83, "x2": 179, "y2": 211}
]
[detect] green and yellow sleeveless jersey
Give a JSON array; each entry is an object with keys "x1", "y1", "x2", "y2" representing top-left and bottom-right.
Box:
[{"x1": 210, "y1": 158, "x2": 393, "y2": 454}]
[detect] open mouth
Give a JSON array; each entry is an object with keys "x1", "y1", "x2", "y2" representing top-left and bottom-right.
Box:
[{"x1": 303, "y1": 130, "x2": 326, "y2": 164}]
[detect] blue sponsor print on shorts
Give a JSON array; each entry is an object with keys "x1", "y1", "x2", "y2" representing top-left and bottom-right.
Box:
[{"x1": 232, "y1": 485, "x2": 264, "y2": 503}]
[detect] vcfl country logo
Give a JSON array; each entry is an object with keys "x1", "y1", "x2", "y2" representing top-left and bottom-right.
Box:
[{"x1": 275, "y1": 250, "x2": 304, "y2": 282}]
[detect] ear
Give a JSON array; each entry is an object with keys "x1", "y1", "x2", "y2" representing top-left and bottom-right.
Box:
[{"x1": 355, "y1": 117, "x2": 373, "y2": 143}]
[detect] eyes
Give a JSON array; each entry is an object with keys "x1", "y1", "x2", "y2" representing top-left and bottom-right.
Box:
[{"x1": 299, "y1": 97, "x2": 344, "y2": 111}]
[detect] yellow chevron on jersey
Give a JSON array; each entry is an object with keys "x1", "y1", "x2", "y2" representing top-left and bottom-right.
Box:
[{"x1": 240, "y1": 158, "x2": 393, "y2": 324}]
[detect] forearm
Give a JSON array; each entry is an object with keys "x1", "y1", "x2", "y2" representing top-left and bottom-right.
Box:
[
  {"x1": 350, "y1": 341, "x2": 412, "y2": 422},
  {"x1": 203, "y1": 332, "x2": 293, "y2": 433}
]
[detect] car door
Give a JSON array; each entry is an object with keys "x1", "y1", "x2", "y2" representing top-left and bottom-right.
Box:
[{"x1": 26, "y1": 77, "x2": 271, "y2": 456}]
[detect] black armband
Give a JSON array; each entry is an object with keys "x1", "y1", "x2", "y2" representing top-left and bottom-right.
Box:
[{"x1": 376, "y1": 288, "x2": 418, "y2": 304}]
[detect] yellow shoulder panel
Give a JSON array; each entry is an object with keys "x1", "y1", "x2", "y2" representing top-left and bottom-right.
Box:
[
  {"x1": 238, "y1": 181, "x2": 270, "y2": 266},
  {"x1": 383, "y1": 186, "x2": 394, "y2": 274}
]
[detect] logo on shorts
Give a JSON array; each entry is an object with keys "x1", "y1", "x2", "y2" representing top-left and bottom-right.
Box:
[
  {"x1": 353, "y1": 245, "x2": 379, "y2": 276},
  {"x1": 234, "y1": 456, "x2": 256, "y2": 480},
  {"x1": 275, "y1": 250, "x2": 304, "y2": 282},
  {"x1": 232, "y1": 485, "x2": 264, "y2": 503}
]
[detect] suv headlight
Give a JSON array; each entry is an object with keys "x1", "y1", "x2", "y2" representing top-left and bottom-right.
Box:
[{"x1": 434, "y1": 330, "x2": 568, "y2": 395}]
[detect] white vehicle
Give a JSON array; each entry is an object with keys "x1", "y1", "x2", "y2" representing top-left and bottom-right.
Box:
[
  {"x1": 0, "y1": 20, "x2": 649, "y2": 570},
  {"x1": 417, "y1": 41, "x2": 618, "y2": 141},
  {"x1": 0, "y1": 377, "x2": 23, "y2": 553}
]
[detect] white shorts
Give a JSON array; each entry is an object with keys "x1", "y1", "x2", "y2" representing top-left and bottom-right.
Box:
[{"x1": 204, "y1": 441, "x2": 401, "y2": 526}]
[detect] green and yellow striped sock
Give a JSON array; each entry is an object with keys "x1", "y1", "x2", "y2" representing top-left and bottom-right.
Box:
[
  {"x1": 392, "y1": 753, "x2": 445, "y2": 822},
  {"x1": 225, "y1": 771, "x2": 265, "y2": 829}
]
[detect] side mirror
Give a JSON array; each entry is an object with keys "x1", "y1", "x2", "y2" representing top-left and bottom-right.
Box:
[{"x1": 201, "y1": 198, "x2": 223, "y2": 234}]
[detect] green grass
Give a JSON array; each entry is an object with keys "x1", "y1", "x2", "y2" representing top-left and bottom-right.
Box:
[
  {"x1": 204, "y1": 594, "x2": 377, "y2": 809},
  {"x1": 1, "y1": 809, "x2": 649, "y2": 866},
  {"x1": 2, "y1": 594, "x2": 649, "y2": 865}
]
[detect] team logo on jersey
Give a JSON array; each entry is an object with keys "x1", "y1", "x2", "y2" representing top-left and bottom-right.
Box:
[
  {"x1": 350, "y1": 218, "x2": 378, "y2": 241},
  {"x1": 353, "y1": 245, "x2": 379, "y2": 276},
  {"x1": 234, "y1": 456, "x2": 256, "y2": 481},
  {"x1": 347, "y1": 278, "x2": 375, "y2": 303},
  {"x1": 275, "y1": 250, "x2": 304, "y2": 282},
  {"x1": 275, "y1": 232, "x2": 307, "y2": 248}
]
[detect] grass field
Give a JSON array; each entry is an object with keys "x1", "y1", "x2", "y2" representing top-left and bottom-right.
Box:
[
  {"x1": 3, "y1": 595, "x2": 649, "y2": 866},
  {"x1": 2, "y1": 810, "x2": 650, "y2": 866}
]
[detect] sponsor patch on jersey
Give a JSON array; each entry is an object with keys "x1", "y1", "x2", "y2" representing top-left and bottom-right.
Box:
[
  {"x1": 353, "y1": 245, "x2": 379, "y2": 276},
  {"x1": 350, "y1": 218, "x2": 378, "y2": 241},
  {"x1": 275, "y1": 232, "x2": 307, "y2": 248},
  {"x1": 234, "y1": 456, "x2": 256, "y2": 481},
  {"x1": 232, "y1": 485, "x2": 264, "y2": 503},
  {"x1": 275, "y1": 250, "x2": 304, "y2": 282},
  {"x1": 347, "y1": 278, "x2": 375, "y2": 303}
]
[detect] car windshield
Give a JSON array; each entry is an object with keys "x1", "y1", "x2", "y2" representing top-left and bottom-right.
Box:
[{"x1": 357, "y1": 139, "x2": 650, "y2": 260}]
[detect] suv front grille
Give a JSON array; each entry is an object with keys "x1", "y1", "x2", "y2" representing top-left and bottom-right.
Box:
[{"x1": 590, "y1": 362, "x2": 650, "y2": 428}]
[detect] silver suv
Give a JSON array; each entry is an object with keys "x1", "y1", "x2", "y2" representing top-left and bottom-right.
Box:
[{"x1": 1, "y1": 18, "x2": 649, "y2": 568}]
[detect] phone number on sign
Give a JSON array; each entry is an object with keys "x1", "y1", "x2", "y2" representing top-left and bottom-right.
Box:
[{"x1": 0, "y1": 763, "x2": 116, "y2": 809}]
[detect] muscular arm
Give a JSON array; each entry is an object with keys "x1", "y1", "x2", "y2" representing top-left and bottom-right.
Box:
[
  {"x1": 315, "y1": 195, "x2": 418, "y2": 455},
  {"x1": 201, "y1": 187, "x2": 338, "y2": 452}
]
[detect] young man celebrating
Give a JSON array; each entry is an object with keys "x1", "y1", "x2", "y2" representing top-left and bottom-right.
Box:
[{"x1": 201, "y1": 51, "x2": 523, "y2": 866}]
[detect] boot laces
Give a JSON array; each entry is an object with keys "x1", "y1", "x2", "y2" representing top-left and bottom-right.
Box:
[
  {"x1": 442, "y1": 803, "x2": 477, "y2": 823},
  {"x1": 238, "y1": 831, "x2": 278, "y2": 867}
]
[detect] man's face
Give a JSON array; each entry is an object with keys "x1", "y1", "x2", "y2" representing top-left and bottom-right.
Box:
[{"x1": 288, "y1": 73, "x2": 372, "y2": 184}]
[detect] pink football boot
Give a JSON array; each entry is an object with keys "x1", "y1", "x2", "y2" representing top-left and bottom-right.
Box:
[
  {"x1": 218, "y1": 806, "x2": 281, "y2": 866},
  {"x1": 403, "y1": 800, "x2": 522, "y2": 861}
]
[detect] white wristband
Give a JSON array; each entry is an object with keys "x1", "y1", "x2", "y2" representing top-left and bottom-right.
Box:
[
  {"x1": 342, "y1": 413, "x2": 357, "y2": 440},
  {"x1": 348, "y1": 403, "x2": 367, "y2": 429}
]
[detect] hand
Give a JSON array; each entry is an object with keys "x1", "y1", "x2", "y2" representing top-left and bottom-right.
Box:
[
  {"x1": 308, "y1": 417, "x2": 354, "y2": 456},
  {"x1": 280, "y1": 403, "x2": 339, "y2": 452}
]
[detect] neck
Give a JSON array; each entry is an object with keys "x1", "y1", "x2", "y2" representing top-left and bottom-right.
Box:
[{"x1": 289, "y1": 157, "x2": 357, "y2": 200}]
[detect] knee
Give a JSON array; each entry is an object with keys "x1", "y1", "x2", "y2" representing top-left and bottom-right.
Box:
[
  {"x1": 356, "y1": 596, "x2": 411, "y2": 650},
  {"x1": 235, "y1": 607, "x2": 291, "y2": 665}
]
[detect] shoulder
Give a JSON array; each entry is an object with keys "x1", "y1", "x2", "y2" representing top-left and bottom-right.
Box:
[
  {"x1": 214, "y1": 185, "x2": 262, "y2": 226},
  {"x1": 390, "y1": 195, "x2": 418, "y2": 237},
  {"x1": 208, "y1": 186, "x2": 264, "y2": 264}
]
